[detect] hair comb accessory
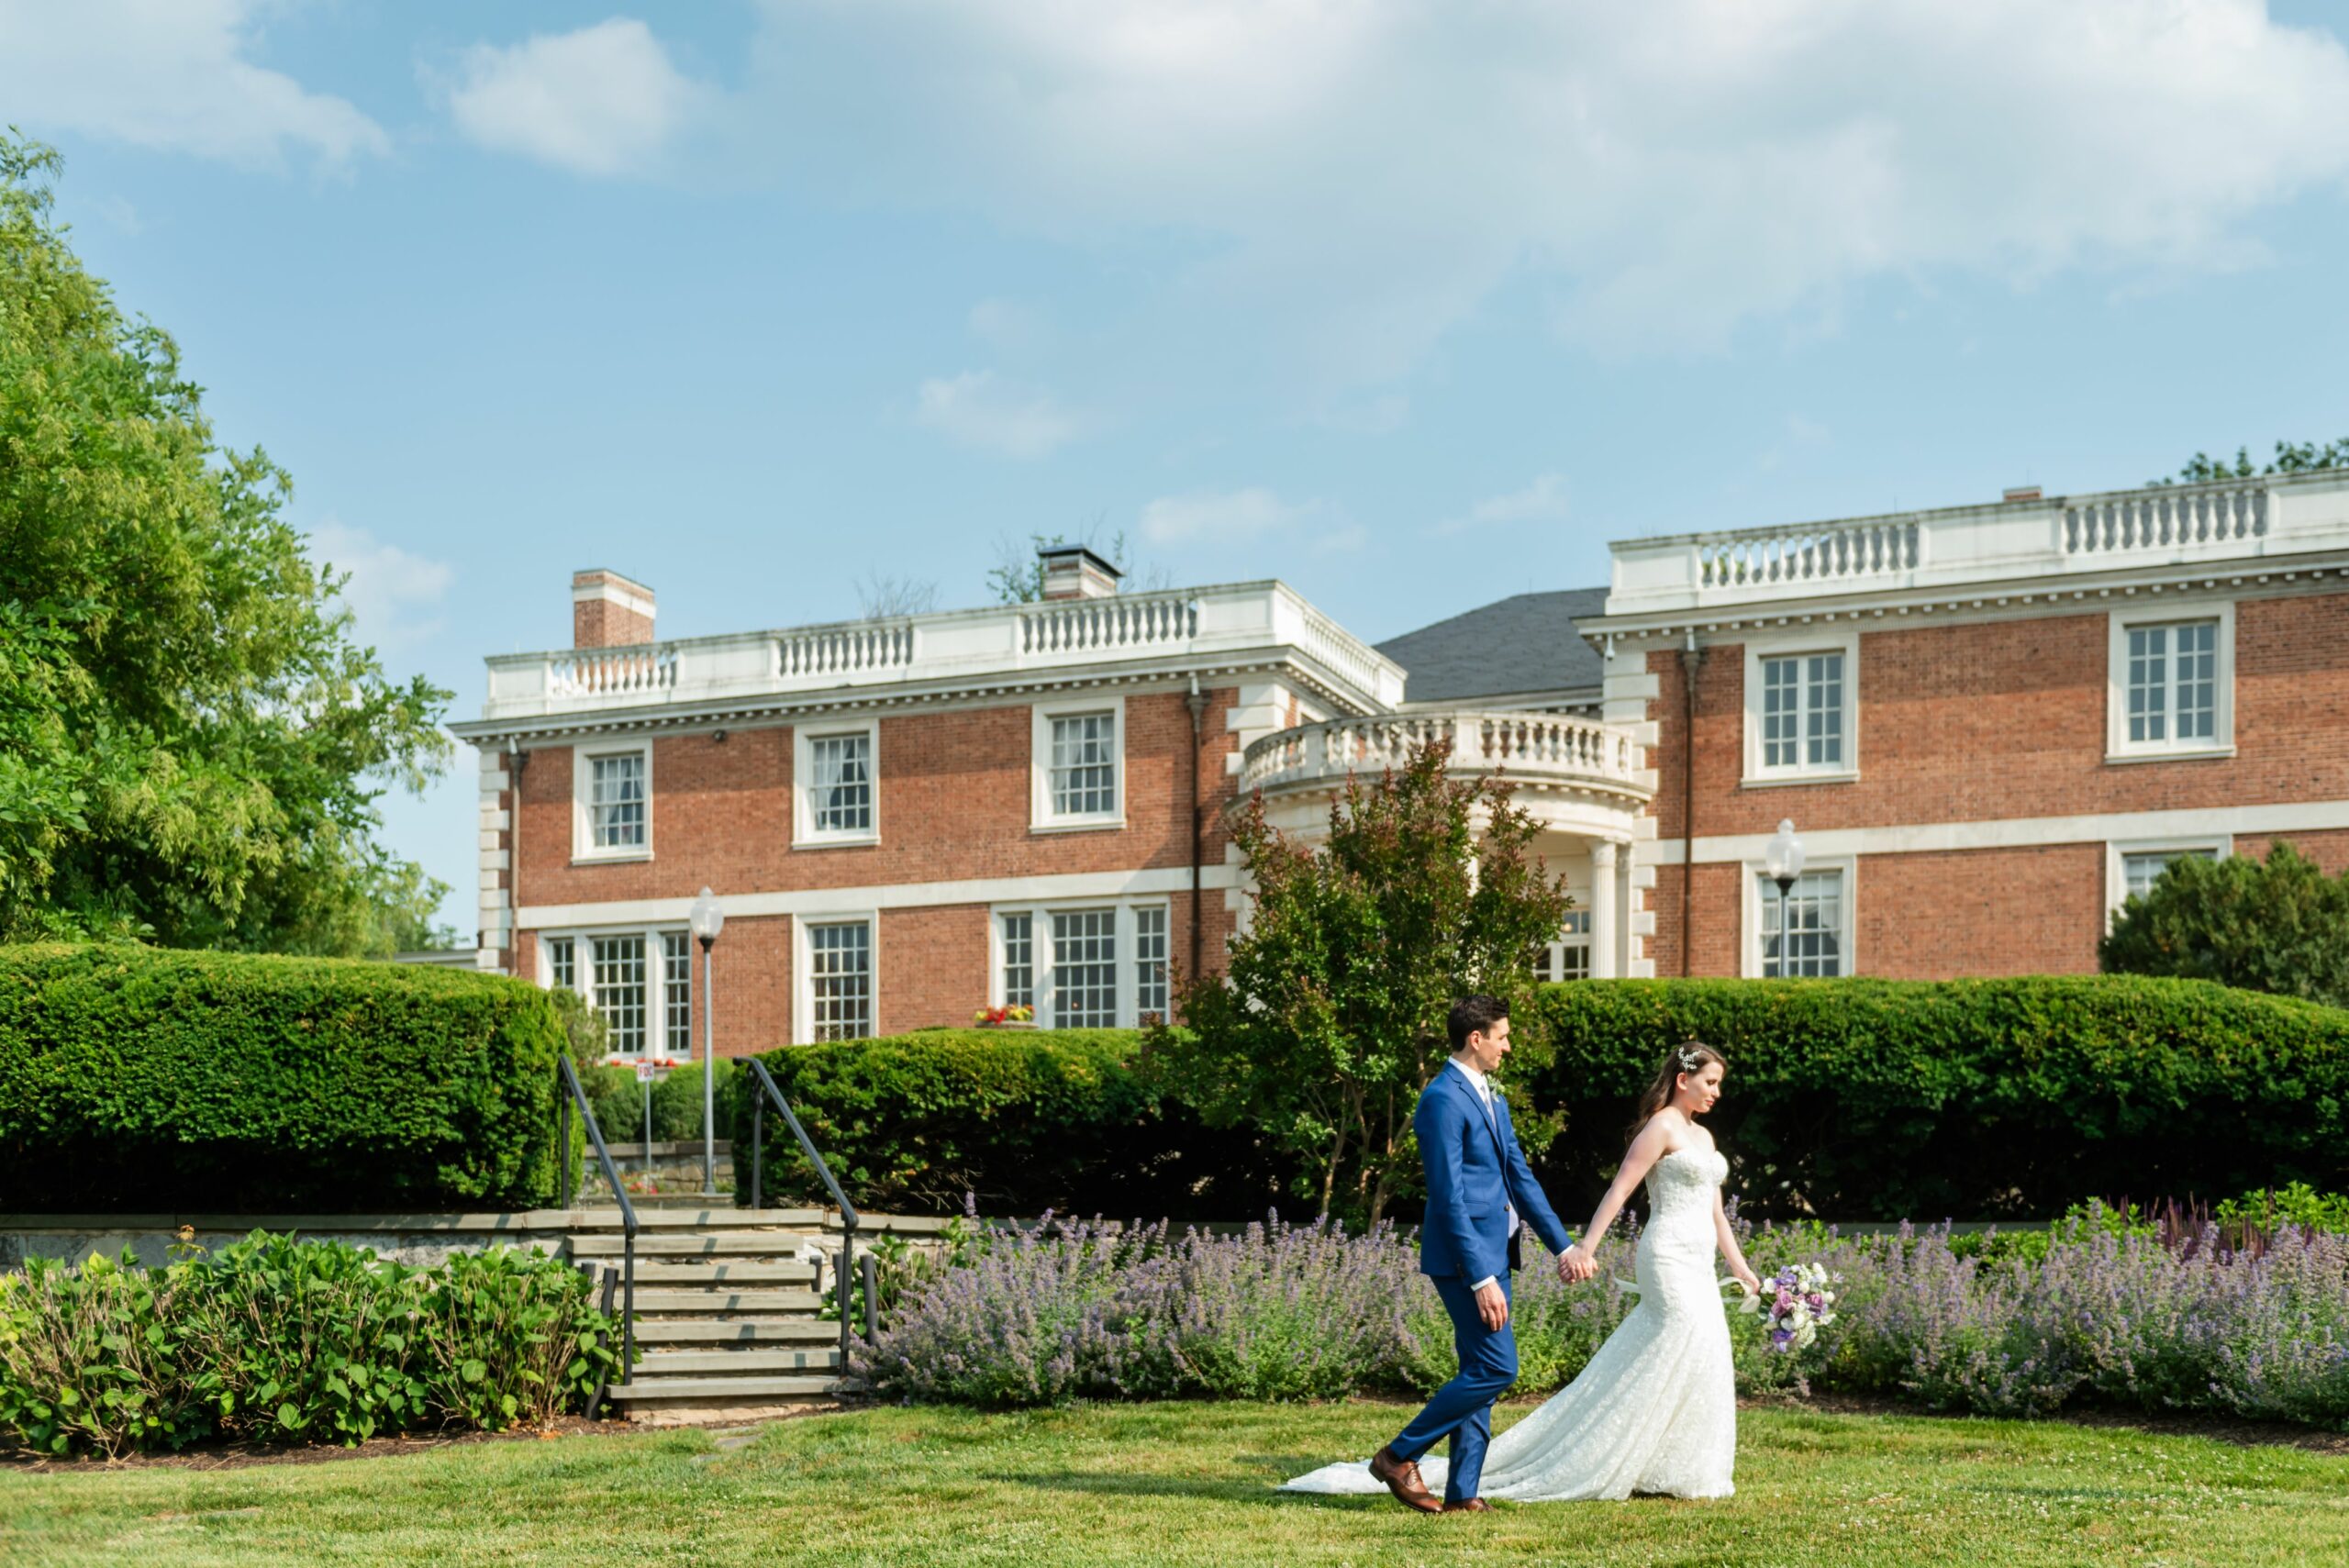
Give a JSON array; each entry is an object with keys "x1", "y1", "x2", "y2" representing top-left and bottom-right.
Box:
[{"x1": 1676, "y1": 1047, "x2": 1703, "y2": 1073}]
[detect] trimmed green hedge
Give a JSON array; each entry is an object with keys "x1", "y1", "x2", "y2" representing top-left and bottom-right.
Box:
[
  {"x1": 1525, "y1": 977, "x2": 2349, "y2": 1220},
  {"x1": 0, "y1": 944, "x2": 568, "y2": 1212},
  {"x1": 729, "y1": 1029, "x2": 1295, "y2": 1218}
]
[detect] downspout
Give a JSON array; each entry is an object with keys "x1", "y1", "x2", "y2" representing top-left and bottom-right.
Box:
[
  {"x1": 1184, "y1": 675, "x2": 1209, "y2": 1000},
  {"x1": 1678, "y1": 633, "x2": 1702, "y2": 977},
  {"x1": 506, "y1": 738, "x2": 530, "y2": 980}
]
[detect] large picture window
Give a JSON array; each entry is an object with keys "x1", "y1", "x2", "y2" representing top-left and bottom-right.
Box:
[
  {"x1": 536, "y1": 925, "x2": 688, "y2": 1059},
  {"x1": 995, "y1": 900, "x2": 1164, "y2": 1027}
]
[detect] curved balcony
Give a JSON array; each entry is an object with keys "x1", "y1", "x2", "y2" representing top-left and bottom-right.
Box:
[{"x1": 1239, "y1": 712, "x2": 1653, "y2": 813}]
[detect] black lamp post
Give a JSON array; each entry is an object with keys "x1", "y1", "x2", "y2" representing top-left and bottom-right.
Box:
[
  {"x1": 688, "y1": 886, "x2": 726, "y2": 1198},
  {"x1": 1764, "y1": 818, "x2": 1805, "y2": 976}
]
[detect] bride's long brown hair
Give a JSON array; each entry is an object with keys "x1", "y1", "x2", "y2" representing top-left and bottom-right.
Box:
[{"x1": 1627, "y1": 1039, "x2": 1725, "y2": 1143}]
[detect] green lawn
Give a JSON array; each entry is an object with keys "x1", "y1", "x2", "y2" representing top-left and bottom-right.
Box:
[{"x1": 3, "y1": 1402, "x2": 2343, "y2": 1567}]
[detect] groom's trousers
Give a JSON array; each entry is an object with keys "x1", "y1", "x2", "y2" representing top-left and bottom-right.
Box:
[{"x1": 1391, "y1": 1272, "x2": 1516, "y2": 1504}]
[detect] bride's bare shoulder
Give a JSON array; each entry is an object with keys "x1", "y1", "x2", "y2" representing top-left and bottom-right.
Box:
[{"x1": 1636, "y1": 1108, "x2": 1690, "y2": 1154}]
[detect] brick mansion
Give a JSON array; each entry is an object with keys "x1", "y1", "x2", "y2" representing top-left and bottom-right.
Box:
[{"x1": 450, "y1": 471, "x2": 2349, "y2": 1060}]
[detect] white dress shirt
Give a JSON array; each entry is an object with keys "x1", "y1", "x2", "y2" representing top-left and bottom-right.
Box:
[{"x1": 1449, "y1": 1056, "x2": 1517, "y2": 1294}]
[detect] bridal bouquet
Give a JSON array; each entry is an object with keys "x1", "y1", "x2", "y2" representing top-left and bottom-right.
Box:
[{"x1": 1737, "y1": 1262, "x2": 1840, "y2": 1351}]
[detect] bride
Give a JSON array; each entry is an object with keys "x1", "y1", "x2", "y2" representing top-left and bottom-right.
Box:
[{"x1": 1283, "y1": 1040, "x2": 1760, "y2": 1504}]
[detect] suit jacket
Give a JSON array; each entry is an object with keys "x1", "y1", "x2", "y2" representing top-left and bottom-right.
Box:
[{"x1": 1416, "y1": 1062, "x2": 1575, "y2": 1282}]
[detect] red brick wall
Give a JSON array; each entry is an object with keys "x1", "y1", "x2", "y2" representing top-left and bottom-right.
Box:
[
  {"x1": 1646, "y1": 590, "x2": 2349, "y2": 840},
  {"x1": 2233, "y1": 827, "x2": 2349, "y2": 874},
  {"x1": 572, "y1": 597, "x2": 653, "y2": 649},
  {"x1": 513, "y1": 686, "x2": 1239, "y2": 910},
  {"x1": 1859, "y1": 844, "x2": 2106, "y2": 977},
  {"x1": 1644, "y1": 862, "x2": 1742, "y2": 979}
]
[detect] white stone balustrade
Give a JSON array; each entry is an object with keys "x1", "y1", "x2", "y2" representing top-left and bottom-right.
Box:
[
  {"x1": 482, "y1": 582, "x2": 1405, "y2": 722},
  {"x1": 1241, "y1": 711, "x2": 1648, "y2": 801},
  {"x1": 1609, "y1": 470, "x2": 2349, "y2": 617}
]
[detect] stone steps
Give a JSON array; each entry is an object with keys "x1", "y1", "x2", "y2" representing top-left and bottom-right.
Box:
[{"x1": 574, "y1": 1218, "x2": 851, "y2": 1418}]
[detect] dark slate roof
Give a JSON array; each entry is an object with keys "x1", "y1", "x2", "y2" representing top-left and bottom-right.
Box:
[{"x1": 1374, "y1": 587, "x2": 1610, "y2": 705}]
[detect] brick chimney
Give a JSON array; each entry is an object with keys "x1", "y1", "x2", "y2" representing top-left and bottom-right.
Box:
[
  {"x1": 1038, "y1": 544, "x2": 1122, "y2": 601},
  {"x1": 572, "y1": 569, "x2": 656, "y2": 648}
]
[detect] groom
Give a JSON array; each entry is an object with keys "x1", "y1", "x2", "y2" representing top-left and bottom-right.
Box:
[{"x1": 1371, "y1": 995, "x2": 1592, "y2": 1514}]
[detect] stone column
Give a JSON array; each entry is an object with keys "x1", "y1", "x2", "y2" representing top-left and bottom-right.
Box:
[{"x1": 1590, "y1": 840, "x2": 1620, "y2": 980}]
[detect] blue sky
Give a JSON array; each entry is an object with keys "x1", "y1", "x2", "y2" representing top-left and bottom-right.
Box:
[{"x1": 8, "y1": 1, "x2": 2349, "y2": 937}]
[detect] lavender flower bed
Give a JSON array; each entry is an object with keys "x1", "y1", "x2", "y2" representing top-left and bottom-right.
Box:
[{"x1": 852, "y1": 1211, "x2": 2349, "y2": 1429}]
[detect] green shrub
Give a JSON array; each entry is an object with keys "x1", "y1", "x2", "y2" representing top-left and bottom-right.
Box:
[
  {"x1": 729, "y1": 1029, "x2": 1295, "y2": 1217},
  {"x1": 580, "y1": 1060, "x2": 736, "y2": 1149},
  {"x1": 2101, "y1": 840, "x2": 2349, "y2": 1008},
  {"x1": 0, "y1": 943, "x2": 568, "y2": 1211},
  {"x1": 0, "y1": 1234, "x2": 620, "y2": 1457},
  {"x1": 1526, "y1": 976, "x2": 2349, "y2": 1220},
  {"x1": 2217, "y1": 1182, "x2": 2349, "y2": 1239}
]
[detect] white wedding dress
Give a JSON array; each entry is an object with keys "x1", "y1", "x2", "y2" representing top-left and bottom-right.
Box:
[{"x1": 1283, "y1": 1146, "x2": 1738, "y2": 1502}]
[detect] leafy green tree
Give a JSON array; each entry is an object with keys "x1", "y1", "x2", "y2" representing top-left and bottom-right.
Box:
[
  {"x1": 2151, "y1": 437, "x2": 2349, "y2": 486},
  {"x1": 2099, "y1": 841, "x2": 2349, "y2": 1009},
  {"x1": 1157, "y1": 740, "x2": 1572, "y2": 1223},
  {"x1": 0, "y1": 135, "x2": 451, "y2": 953}
]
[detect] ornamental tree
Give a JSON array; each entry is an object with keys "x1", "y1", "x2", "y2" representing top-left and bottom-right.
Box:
[
  {"x1": 2099, "y1": 840, "x2": 2349, "y2": 1010},
  {"x1": 0, "y1": 136, "x2": 452, "y2": 953},
  {"x1": 1158, "y1": 740, "x2": 1572, "y2": 1224}
]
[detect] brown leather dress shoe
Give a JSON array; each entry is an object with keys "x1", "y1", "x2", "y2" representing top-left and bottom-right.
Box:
[
  {"x1": 1442, "y1": 1498, "x2": 1494, "y2": 1514},
  {"x1": 1367, "y1": 1445, "x2": 1443, "y2": 1514}
]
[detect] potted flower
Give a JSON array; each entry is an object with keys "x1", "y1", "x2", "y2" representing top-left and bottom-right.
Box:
[{"x1": 973, "y1": 1004, "x2": 1035, "y2": 1029}]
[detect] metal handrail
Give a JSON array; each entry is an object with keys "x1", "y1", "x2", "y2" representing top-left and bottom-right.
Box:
[
  {"x1": 555, "y1": 1055, "x2": 638, "y2": 1403},
  {"x1": 744, "y1": 1057, "x2": 864, "y2": 1365}
]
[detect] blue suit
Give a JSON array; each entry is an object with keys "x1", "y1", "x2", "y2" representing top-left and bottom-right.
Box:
[{"x1": 1392, "y1": 1062, "x2": 1575, "y2": 1503}]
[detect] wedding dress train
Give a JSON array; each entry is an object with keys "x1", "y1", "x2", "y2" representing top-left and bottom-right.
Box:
[{"x1": 1281, "y1": 1146, "x2": 1737, "y2": 1502}]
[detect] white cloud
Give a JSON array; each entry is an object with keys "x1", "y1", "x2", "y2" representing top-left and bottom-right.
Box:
[
  {"x1": 0, "y1": 0, "x2": 387, "y2": 169},
  {"x1": 308, "y1": 518, "x2": 453, "y2": 654},
  {"x1": 1438, "y1": 473, "x2": 1570, "y2": 536},
  {"x1": 737, "y1": 0, "x2": 2349, "y2": 378},
  {"x1": 913, "y1": 370, "x2": 1082, "y2": 458},
  {"x1": 440, "y1": 17, "x2": 707, "y2": 177},
  {"x1": 967, "y1": 298, "x2": 1050, "y2": 353},
  {"x1": 1139, "y1": 487, "x2": 1357, "y2": 554}
]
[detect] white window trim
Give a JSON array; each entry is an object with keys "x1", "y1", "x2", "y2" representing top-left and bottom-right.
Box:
[
  {"x1": 794, "y1": 910, "x2": 879, "y2": 1046},
  {"x1": 572, "y1": 741, "x2": 653, "y2": 863},
  {"x1": 990, "y1": 896, "x2": 1166, "y2": 1028},
  {"x1": 2106, "y1": 601, "x2": 2236, "y2": 763},
  {"x1": 1741, "y1": 631, "x2": 1861, "y2": 788},
  {"x1": 2104, "y1": 836, "x2": 2231, "y2": 926},
  {"x1": 1741, "y1": 856, "x2": 1858, "y2": 979},
  {"x1": 535, "y1": 924, "x2": 691, "y2": 1061},
  {"x1": 793, "y1": 718, "x2": 882, "y2": 848},
  {"x1": 1031, "y1": 695, "x2": 1127, "y2": 833}
]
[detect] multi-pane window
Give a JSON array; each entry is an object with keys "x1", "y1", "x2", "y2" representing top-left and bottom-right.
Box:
[
  {"x1": 1051, "y1": 909, "x2": 1118, "y2": 1028},
  {"x1": 1048, "y1": 712, "x2": 1118, "y2": 817},
  {"x1": 1000, "y1": 913, "x2": 1034, "y2": 1011},
  {"x1": 591, "y1": 934, "x2": 648, "y2": 1054},
  {"x1": 1760, "y1": 870, "x2": 1844, "y2": 978},
  {"x1": 588, "y1": 751, "x2": 647, "y2": 850},
  {"x1": 808, "y1": 921, "x2": 873, "y2": 1042},
  {"x1": 807, "y1": 732, "x2": 873, "y2": 835},
  {"x1": 1534, "y1": 910, "x2": 1592, "y2": 984},
  {"x1": 662, "y1": 931, "x2": 693, "y2": 1057},
  {"x1": 1134, "y1": 906, "x2": 1169, "y2": 1021},
  {"x1": 1760, "y1": 652, "x2": 1844, "y2": 771},
  {"x1": 2122, "y1": 848, "x2": 2219, "y2": 904},
  {"x1": 2125, "y1": 620, "x2": 2219, "y2": 746},
  {"x1": 546, "y1": 936, "x2": 576, "y2": 994}
]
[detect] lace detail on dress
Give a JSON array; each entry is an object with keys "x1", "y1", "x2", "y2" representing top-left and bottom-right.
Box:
[{"x1": 1281, "y1": 1145, "x2": 1737, "y2": 1503}]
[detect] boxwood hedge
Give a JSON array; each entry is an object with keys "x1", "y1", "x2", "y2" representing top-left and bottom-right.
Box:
[
  {"x1": 729, "y1": 1029, "x2": 1296, "y2": 1218},
  {"x1": 0, "y1": 943, "x2": 568, "y2": 1212},
  {"x1": 1525, "y1": 976, "x2": 2349, "y2": 1220}
]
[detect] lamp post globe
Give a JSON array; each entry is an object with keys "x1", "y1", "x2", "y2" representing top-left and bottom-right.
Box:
[{"x1": 688, "y1": 887, "x2": 723, "y2": 1197}]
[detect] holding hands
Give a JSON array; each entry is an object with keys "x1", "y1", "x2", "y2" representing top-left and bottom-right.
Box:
[{"x1": 1554, "y1": 1241, "x2": 1598, "y2": 1284}]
